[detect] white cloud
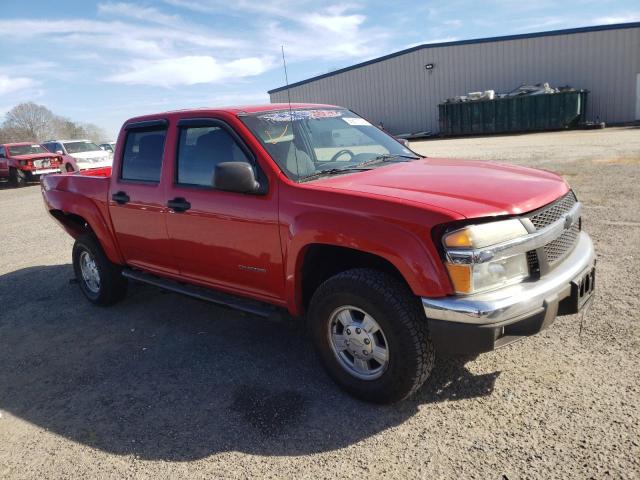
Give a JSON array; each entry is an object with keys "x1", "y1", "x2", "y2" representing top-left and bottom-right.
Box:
[
  {"x1": 593, "y1": 12, "x2": 640, "y2": 24},
  {"x1": 406, "y1": 37, "x2": 459, "y2": 48},
  {"x1": 98, "y1": 2, "x2": 180, "y2": 25},
  {"x1": 0, "y1": 75, "x2": 37, "y2": 96},
  {"x1": 107, "y1": 55, "x2": 275, "y2": 87},
  {"x1": 165, "y1": 0, "x2": 388, "y2": 60},
  {"x1": 0, "y1": 2, "x2": 389, "y2": 89},
  {"x1": 0, "y1": 19, "x2": 244, "y2": 59}
]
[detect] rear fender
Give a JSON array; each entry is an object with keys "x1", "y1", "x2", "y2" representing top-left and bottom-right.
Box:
[{"x1": 43, "y1": 188, "x2": 124, "y2": 264}]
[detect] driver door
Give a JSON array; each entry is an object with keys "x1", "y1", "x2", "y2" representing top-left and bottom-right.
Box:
[{"x1": 164, "y1": 118, "x2": 284, "y2": 303}]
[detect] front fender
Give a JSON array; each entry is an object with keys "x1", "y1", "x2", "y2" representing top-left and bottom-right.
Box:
[{"x1": 283, "y1": 210, "x2": 453, "y2": 316}]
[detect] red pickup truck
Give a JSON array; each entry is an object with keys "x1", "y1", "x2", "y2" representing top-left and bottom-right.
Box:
[
  {"x1": 41, "y1": 104, "x2": 596, "y2": 403},
  {"x1": 1, "y1": 142, "x2": 62, "y2": 187}
]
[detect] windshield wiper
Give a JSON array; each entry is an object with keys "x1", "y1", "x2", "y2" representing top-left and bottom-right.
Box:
[
  {"x1": 299, "y1": 166, "x2": 373, "y2": 182},
  {"x1": 355, "y1": 153, "x2": 421, "y2": 168}
]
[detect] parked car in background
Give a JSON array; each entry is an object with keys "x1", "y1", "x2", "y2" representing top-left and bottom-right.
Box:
[
  {"x1": 42, "y1": 139, "x2": 111, "y2": 173},
  {"x1": 41, "y1": 104, "x2": 596, "y2": 403},
  {"x1": 99, "y1": 142, "x2": 116, "y2": 154},
  {"x1": 0, "y1": 142, "x2": 62, "y2": 187}
]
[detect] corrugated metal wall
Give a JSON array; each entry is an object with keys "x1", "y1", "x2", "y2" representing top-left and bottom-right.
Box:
[{"x1": 270, "y1": 26, "x2": 640, "y2": 134}]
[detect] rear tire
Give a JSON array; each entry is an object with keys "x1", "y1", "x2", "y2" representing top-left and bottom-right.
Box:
[
  {"x1": 9, "y1": 168, "x2": 26, "y2": 187},
  {"x1": 72, "y1": 234, "x2": 127, "y2": 306},
  {"x1": 309, "y1": 268, "x2": 435, "y2": 404}
]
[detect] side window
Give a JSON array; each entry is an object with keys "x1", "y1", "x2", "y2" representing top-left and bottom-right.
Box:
[
  {"x1": 0, "y1": 146, "x2": 5, "y2": 158},
  {"x1": 121, "y1": 129, "x2": 167, "y2": 182},
  {"x1": 177, "y1": 126, "x2": 251, "y2": 187},
  {"x1": 42, "y1": 143, "x2": 53, "y2": 153}
]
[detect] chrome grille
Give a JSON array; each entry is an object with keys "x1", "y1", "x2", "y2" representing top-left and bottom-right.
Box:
[
  {"x1": 33, "y1": 158, "x2": 51, "y2": 168},
  {"x1": 544, "y1": 222, "x2": 580, "y2": 263},
  {"x1": 530, "y1": 191, "x2": 577, "y2": 229},
  {"x1": 528, "y1": 191, "x2": 581, "y2": 267}
]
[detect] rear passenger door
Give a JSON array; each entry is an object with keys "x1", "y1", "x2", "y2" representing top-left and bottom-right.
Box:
[
  {"x1": 108, "y1": 121, "x2": 178, "y2": 275},
  {"x1": 164, "y1": 118, "x2": 284, "y2": 302}
]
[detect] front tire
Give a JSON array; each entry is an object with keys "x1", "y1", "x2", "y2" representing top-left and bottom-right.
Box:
[
  {"x1": 9, "y1": 168, "x2": 27, "y2": 187},
  {"x1": 72, "y1": 234, "x2": 127, "y2": 306},
  {"x1": 309, "y1": 268, "x2": 435, "y2": 404}
]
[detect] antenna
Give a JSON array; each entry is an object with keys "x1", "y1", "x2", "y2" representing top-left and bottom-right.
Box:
[{"x1": 281, "y1": 45, "x2": 300, "y2": 176}]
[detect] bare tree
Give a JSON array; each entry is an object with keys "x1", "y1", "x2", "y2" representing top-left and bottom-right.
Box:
[
  {"x1": 81, "y1": 123, "x2": 108, "y2": 143},
  {"x1": 2, "y1": 102, "x2": 56, "y2": 142}
]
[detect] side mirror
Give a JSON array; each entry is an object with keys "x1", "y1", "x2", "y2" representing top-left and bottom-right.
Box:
[
  {"x1": 214, "y1": 162, "x2": 260, "y2": 193},
  {"x1": 55, "y1": 150, "x2": 64, "y2": 155}
]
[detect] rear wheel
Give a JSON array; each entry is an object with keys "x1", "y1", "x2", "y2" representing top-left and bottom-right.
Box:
[
  {"x1": 309, "y1": 268, "x2": 435, "y2": 403},
  {"x1": 9, "y1": 168, "x2": 27, "y2": 187},
  {"x1": 72, "y1": 234, "x2": 127, "y2": 306}
]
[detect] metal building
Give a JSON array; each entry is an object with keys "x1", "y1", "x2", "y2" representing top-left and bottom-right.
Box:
[{"x1": 269, "y1": 23, "x2": 640, "y2": 135}]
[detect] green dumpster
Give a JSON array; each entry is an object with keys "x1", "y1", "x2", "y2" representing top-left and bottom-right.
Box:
[{"x1": 438, "y1": 90, "x2": 588, "y2": 136}]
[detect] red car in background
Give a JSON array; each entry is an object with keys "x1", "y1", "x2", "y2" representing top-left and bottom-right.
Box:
[{"x1": 0, "y1": 142, "x2": 62, "y2": 187}]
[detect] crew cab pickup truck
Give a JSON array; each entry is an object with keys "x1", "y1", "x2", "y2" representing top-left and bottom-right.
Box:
[
  {"x1": 41, "y1": 104, "x2": 596, "y2": 403},
  {"x1": 1, "y1": 142, "x2": 62, "y2": 187}
]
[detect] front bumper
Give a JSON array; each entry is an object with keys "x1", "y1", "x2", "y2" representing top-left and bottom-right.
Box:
[
  {"x1": 77, "y1": 160, "x2": 112, "y2": 171},
  {"x1": 422, "y1": 231, "x2": 595, "y2": 354}
]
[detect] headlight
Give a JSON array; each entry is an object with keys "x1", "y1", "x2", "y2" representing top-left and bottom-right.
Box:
[{"x1": 443, "y1": 219, "x2": 530, "y2": 294}]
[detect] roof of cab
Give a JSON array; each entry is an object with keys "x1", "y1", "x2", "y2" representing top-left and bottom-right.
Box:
[
  {"x1": 123, "y1": 103, "x2": 342, "y2": 125},
  {"x1": 2, "y1": 142, "x2": 41, "y2": 147}
]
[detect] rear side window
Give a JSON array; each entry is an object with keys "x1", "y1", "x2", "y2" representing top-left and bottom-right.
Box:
[
  {"x1": 177, "y1": 126, "x2": 251, "y2": 187},
  {"x1": 121, "y1": 129, "x2": 167, "y2": 182}
]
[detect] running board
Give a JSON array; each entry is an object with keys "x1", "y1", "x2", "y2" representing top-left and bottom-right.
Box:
[{"x1": 122, "y1": 269, "x2": 290, "y2": 322}]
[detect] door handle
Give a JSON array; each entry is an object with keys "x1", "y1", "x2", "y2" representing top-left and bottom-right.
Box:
[
  {"x1": 112, "y1": 191, "x2": 130, "y2": 204},
  {"x1": 167, "y1": 197, "x2": 191, "y2": 212}
]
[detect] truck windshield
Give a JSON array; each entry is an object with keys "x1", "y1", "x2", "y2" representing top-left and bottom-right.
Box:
[
  {"x1": 63, "y1": 141, "x2": 102, "y2": 154},
  {"x1": 240, "y1": 109, "x2": 419, "y2": 181},
  {"x1": 8, "y1": 144, "x2": 47, "y2": 156}
]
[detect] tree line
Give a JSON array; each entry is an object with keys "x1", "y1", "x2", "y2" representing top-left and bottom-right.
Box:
[{"x1": 0, "y1": 102, "x2": 107, "y2": 144}]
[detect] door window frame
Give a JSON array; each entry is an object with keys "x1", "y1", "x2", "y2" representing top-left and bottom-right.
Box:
[
  {"x1": 174, "y1": 117, "x2": 268, "y2": 194},
  {"x1": 118, "y1": 119, "x2": 169, "y2": 186}
]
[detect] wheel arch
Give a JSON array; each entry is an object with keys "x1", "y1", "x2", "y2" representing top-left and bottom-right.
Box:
[{"x1": 45, "y1": 189, "x2": 124, "y2": 264}]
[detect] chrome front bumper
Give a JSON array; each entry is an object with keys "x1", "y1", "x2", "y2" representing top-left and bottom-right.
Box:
[{"x1": 422, "y1": 231, "x2": 595, "y2": 326}]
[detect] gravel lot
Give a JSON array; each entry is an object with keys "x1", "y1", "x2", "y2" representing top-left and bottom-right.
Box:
[{"x1": 1, "y1": 127, "x2": 638, "y2": 479}]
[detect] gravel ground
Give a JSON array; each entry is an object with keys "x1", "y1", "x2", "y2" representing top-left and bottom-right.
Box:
[{"x1": 0, "y1": 127, "x2": 638, "y2": 479}]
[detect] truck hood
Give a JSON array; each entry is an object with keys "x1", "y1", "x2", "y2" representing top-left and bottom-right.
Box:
[
  {"x1": 12, "y1": 153, "x2": 60, "y2": 161},
  {"x1": 314, "y1": 158, "x2": 569, "y2": 219}
]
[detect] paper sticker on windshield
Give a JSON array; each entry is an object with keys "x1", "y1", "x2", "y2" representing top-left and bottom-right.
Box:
[
  {"x1": 258, "y1": 110, "x2": 343, "y2": 122},
  {"x1": 342, "y1": 117, "x2": 372, "y2": 126}
]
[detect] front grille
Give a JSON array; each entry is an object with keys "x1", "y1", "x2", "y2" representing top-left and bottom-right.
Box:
[
  {"x1": 527, "y1": 190, "x2": 581, "y2": 268},
  {"x1": 544, "y1": 222, "x2": 580, "y2": 263},
  {"x1": 33, "y1": 159, "x2": 51, "y2": 168},
  {"x1": 530, "y1": 191, "x2": 577, "y2": 229}
]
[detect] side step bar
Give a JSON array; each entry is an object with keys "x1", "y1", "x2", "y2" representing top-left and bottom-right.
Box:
[{"x1": 122, "y1": 268, "x2": 290, "y2": 322}]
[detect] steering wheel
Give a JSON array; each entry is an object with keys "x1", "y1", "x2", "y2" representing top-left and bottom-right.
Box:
[{"x1": 330, "y1": 149, "x2": 356, "y2": 162}]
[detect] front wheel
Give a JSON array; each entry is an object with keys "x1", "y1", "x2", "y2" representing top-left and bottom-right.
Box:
[
  {"x1": 309, "y1": 268, "x2": 435, "y2": 403},
  {"x1": 72, "y1": 234, "x2": 127, "y2": 306},
  {"x1": 9, "y1": 168, "x2": 27, "y2": 187}
]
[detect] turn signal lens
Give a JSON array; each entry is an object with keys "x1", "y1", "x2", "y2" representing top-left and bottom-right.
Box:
[
  {"x1": 443, "y1": 229, "x2": 473, "y2": 248},
  {"x1": 445, "y1": 263, "x2": 472, "y2": 294}
]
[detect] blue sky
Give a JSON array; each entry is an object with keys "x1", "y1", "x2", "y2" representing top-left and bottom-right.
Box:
[{"x1": 1, "y1": 0, "x2": 638, "y2": 138}]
